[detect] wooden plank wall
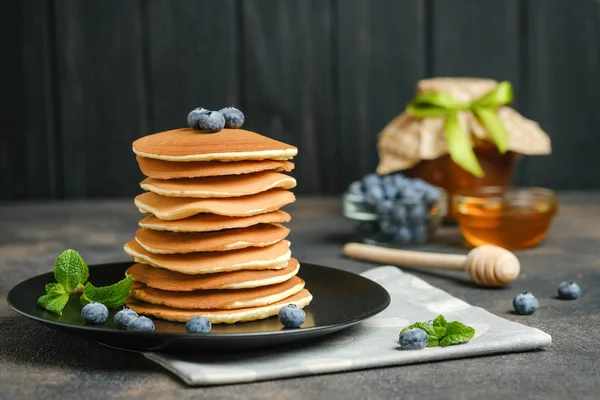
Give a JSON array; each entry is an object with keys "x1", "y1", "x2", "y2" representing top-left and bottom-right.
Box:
[{"x1": 2, "y1": 0, "x2": 600, "y2": 199}]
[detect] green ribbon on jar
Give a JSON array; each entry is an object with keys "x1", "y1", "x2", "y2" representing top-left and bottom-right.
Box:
[{"x1": 405, "y1": 81, "x2": 514, "y2": 178}]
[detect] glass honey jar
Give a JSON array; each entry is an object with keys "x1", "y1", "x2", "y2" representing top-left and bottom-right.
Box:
[{"x1": 452, "y1": 186, "x2": 558, "y2": 250}]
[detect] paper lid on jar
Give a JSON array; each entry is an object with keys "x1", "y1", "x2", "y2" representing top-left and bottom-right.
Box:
[{"x1": 376, "y1": 78, "x2": 551, "y2": 176}]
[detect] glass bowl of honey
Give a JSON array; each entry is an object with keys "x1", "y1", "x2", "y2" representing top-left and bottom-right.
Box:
[{"x1": 452, "y1": 186, "x2": 558, "y2": 250}]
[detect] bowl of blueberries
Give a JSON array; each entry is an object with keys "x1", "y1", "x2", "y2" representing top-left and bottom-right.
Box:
[{"x1": 343, "y1": 172, "x2": 447, "y2": 246}]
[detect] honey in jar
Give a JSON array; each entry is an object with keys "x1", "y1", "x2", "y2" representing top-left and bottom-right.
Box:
[{"x1": 452, "y1": 187, "x2": 558, "y2": 250}]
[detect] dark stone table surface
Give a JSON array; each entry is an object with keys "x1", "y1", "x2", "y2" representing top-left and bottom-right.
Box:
[{"x1": 1, "y1": 194, "x2": 599, "y2": 399}]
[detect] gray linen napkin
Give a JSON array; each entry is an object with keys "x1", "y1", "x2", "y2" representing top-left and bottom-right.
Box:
[{"x1": 145, "y1": 266, "x2": 551, "y2": 386}]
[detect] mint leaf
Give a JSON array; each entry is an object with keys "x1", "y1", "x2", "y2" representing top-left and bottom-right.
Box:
[
  {"x1": 81, "y1": 274, "x2": 133, "y2": 308},
  {"x1": 37, "y1": 287, "x2": 69, "y2": 315},
  {"x1": 401, "y1": 322, "x2": 446, "y2": 347},
  {"x1": 45, "y1": 283, "x2": 66, "y2": 295},
  {"x1": 53, "y1": 249, "x2": 89, "y2": 292},
  {"x1": 433, "y1": 314, "x2": 447, "y2": 328},
  {"x1": 439, "y1": 321, "x2": 475, "y2": 347}
]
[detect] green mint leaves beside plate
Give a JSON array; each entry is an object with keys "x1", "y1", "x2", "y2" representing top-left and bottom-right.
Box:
[
  {"x1": 400, "y1": 314, "x2": 475, "y2": 347},
  {"x1": 37, "y1": 249, "x2": 132, "y2": 315}
]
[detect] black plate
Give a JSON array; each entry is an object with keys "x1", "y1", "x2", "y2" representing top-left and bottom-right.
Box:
[{"x1": 7, "y1": 262, "x2": 390, "y2": 353}]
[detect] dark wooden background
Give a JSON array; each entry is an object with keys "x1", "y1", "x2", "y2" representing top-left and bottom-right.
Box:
[{"x1": 2, "y1": 0, "x2": 600, "y2": 200}]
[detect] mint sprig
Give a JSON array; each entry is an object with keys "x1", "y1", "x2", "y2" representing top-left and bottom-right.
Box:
[
  {"x1": 400, "y1": 314, "x2": 475, "y2": 348},
  {"x1": 37, "y1": 249, "x2": 132, "y2": 315}
]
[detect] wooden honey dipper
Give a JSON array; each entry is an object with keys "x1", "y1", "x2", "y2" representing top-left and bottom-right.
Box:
[{"x1": 343, "y1": 242, "x2": 520, "y2": 287}]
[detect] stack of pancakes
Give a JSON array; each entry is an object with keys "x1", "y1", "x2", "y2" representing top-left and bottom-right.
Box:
[{"x1": 123, "y1": 128, "x2": 312, "y2": 324}]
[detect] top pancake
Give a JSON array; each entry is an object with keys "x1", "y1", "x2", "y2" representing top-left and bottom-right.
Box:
[
  {"x1": 133, "y1": 128, "x2": 298, "y2": 162},
  {"x1": 136, "y1": 156, "x2": 295, "y2": 179}
]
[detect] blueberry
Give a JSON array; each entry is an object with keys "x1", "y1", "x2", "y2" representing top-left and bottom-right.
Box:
[
  {"x1": 393, "y1": 174, "x2": 409, "y2": 190},
  {"x1": 423, "y1": 186, "x2": 442, "y2": 202},
  {"x1": 376, "y1": 199, "x2": 394, "y2": 216},
  {"x1": 379, "y1": 216, "x2": 397, "y2": 235},
  {"x1": 81, "y1": 302, "x2": 108, "y2": 324},
  {"x1": 365, "y1": 186, "x2": 385, "y2": 206},
  {"x1": 127, "y1": 316, "x2": 155, "y2": 332},
  {"x1": 401, "y1": 187, "x2": 423, "y2": 202},
  {"x1": 382, "y1": 175, "x2": 395, "y2": 186},
  {"x1": 114, "y1": 307, "x2": 139, "y2": 330},
  {"x1": 408, "y1": 203, "x2": 427, "y2": 224},
  {"x1": 393, "y1": 226, "x2": 412, "y2": 244},
  {"x1": 186, "y1": 316, "x2": 212, "y2": 333},
  {"x1": 557, "y1": 281, "x2": 581, "y2": 300},
  {"x1": 362, "y1": 173, "x2": 381, "y2": 189},
  {"x1": 197, "y1": 110, "x2": 225, "y2": 132},
  {"x1": 399, "y1": 328, "x2": 428, "y2": 350},
  {"x1": 187, "y1": 107, "x2": 207, "y2": 129},
  {"x1": 392, "y1": 205, "x2": 407, "y2": 224},
  {"x1": 513, "y1": 292, "x2": 539, "y2": 315},
  {"x1": 382, "y1": 182, "x2": 399, "y2": 200},
  {"x1": 410, "y1": 178, "x2": 431, "y2": 191},
  {"x1": 412, "y1": 223, "x2": 429, "y2": 244},
  {"x1": 278, "y1": 304, "x2": 306, "y2": 328},
  {"x1": 218, "y1": 107, "x2": 245, "y2": 129},
  {"x1": 347, "y1": 181, "x2": 363, "y2": 196}
]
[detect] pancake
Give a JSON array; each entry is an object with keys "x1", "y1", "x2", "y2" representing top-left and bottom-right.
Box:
[
  {"x1": 129, "y1": 276, "x2": 305, "y2": 310},
  {"x1": 133, "y1": 128, "x2": 298, "y2": 162},
  {"x1": 134, "y1": 189, "x2": 295, "y2": 220},
  {"x1": 136, "y1": 156, "x2": 295, "y2": 179},
  {"x1": 140, "y1": 171, "x2": 296, "y2": 198},
  {"x1": 126, "y1": 289, "x2": 312, "y2": 323},
  {"x1": 126, "y1": 258, "x2": 300, "y2": 291},
  {"x1": 134, "y1": 223, "x2": 290, "y2": 254},
  {"x1": 139, "y1": 210, "x2": 291, "y2": 233},
  {"x1": 123, "y1": 239, "x2": 291, "y2": 274}
]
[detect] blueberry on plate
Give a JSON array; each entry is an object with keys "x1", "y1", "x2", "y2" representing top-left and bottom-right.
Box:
[
  {"x1": 392, "y1": 204, "x2": 407, "y2": 225},
  {"x1": 278, "y1": 304, "x2": 306, "y2": 328},
  {"x1": 187, "y1": 107, "x2": 207, "y2": 129},
  {"x1": 347, "y1": 181, "x2": 363, "y2": 196},
  {"x1": 412, "y1": 223, "x2": 429, "y2": 244},
  {"x1": 81, "y1": 302, "x2": 109, "y2": 324},
  {"x1": 186, "y1": 316, "x2": 212, "y2": 333},
  {"x1": 197, "y1": 110, "x2": 225, "y2": 132},
  {"x1": 393, "y1": 226, "x2": 412, "y2": 244},
  {"x1": 127, "y1": 316, "x2": 155, "y2": 332},
  {"x1": 557, "y1": 281, "x2": 581, "y2": 300},
  {"x1": 218, "y1": 107, "x2": 245, "y2": 129},
  {"x1": 114, "y1": 307, "x2": 138, "y2": 330},
  {"x1": 362, "y1": 173, "x2": 381, "y2": 189},
  {"x1": 513, "y1": 292, "x2": 539, "y2": 315},
  {"x1": 365, "y1": 186, "x2": 385, "y2": 206},
  {"x1": 399, "y1": 328, "x2": 428, "y2": 350}
]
